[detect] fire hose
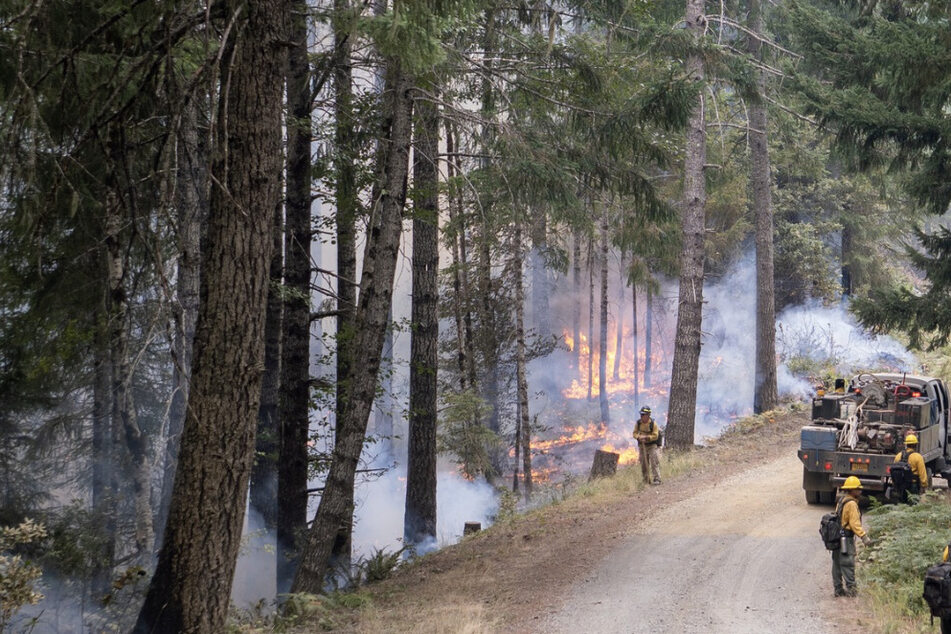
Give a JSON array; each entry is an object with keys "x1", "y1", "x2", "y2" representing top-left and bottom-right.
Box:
[{"x1": 837, "y1": 397, "x2": 869, "y2": 451}]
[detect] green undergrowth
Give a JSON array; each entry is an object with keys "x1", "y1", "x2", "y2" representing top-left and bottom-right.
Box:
[
  {"x1": 229, "y1": 590, "x2": 372, "y2": 633},
  {"x1": 858, "y1": 490, "x2": 951, "y2": 633}
]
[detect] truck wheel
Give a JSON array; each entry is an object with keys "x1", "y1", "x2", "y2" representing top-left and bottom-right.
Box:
[
  {"x1": 819, "y1": 490, "x2": 835, "y2": 504},
  {"x1": 941, "y1": 615, "x2": 951, "y2": 634},
  {"x1": 805, "y1": 489, "x2": 820, "y2": 504}
]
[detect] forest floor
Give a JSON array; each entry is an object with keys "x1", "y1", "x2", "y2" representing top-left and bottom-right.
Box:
[{"x1": 296, "y1": 406, "x2": 872, "y2": 633}]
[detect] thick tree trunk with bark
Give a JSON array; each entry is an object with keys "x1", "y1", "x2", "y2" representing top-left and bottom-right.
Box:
[
  {"x1": 598, "y1": 206, "x2": 610, "y2": 425},
  {"x1": 292, "y1": 61, "x2": 413, "y2": 594},
  {"x1": 666, "y1": 0, "x2": 707, "y2": 449},
  {"x1": 133, "y1": 0, "x2": 285, "y2": 628},
  {"x1": 748, "y1": 0, "x2": 778, "y2": 414},
  {"x1": 405, "y1": 85, "x2": 439, "y2": 548},
  {"x1": 277, "y1": 0, "x2": 312, "y2": 592}
]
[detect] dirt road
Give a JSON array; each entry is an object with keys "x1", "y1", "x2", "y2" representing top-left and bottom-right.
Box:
[{"x1": 541, "y1": 452, "x2": 837, "y2": 633}]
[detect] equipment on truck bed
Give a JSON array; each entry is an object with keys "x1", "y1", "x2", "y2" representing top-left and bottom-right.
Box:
[{"x1": 798, "y1": 373, "x2": 951, "y2": 504}]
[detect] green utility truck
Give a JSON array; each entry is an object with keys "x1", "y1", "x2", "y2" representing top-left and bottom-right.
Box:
[{"x1": 799, "y1": 373, "x2": 951, "y2": 504}]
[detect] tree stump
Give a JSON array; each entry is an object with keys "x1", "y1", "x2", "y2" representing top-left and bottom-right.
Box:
[
  {"x1": 463, "y1": 521, "x2": 481, "y2": 535},
  {"x1": 589, "y1": 449, "x2": 620, "y2": 480}
]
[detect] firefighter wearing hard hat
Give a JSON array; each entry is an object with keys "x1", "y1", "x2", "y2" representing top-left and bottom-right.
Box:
[
  {"x1": 832, "y1": 476, "x2": 870, "y2": 597},
  {"x1": 894, "y1": 433, "x2": 929, "y2": 493},
  {"x1": 634, "y1": 406, "x2": 661, "y2": 485}
]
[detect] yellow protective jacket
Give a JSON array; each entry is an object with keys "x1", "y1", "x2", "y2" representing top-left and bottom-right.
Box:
[
  {"x1": 840, "y1": 497, "x2": 866, "y2": 538},
  {"x1": 894, "y1": 449, "x2": 929, "y2": 489},
  {"x1": 635, "y1": 418, "x2": 659, "y2": 444}
]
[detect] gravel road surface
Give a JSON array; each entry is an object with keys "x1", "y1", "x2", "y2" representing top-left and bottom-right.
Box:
[{"x1": 541, "y1": 452, "x2": 839, "y2": 633}]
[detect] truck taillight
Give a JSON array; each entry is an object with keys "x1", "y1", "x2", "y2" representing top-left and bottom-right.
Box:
[
  {"x1": 802, "y1": 453, "x2": 808, "y2": 460},
  {"x1": 824, "y1": 462, "x2": 832, "y2": 471}
]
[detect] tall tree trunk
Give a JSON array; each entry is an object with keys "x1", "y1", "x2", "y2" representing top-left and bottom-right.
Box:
[
  {"x1": 645, "y1": 282, "x2": 653, "y2": 388},
  {"x1": 329, "y1": 0, "x2": 359, "y2": 573},
  {"x1": 632, "y1": 282, "x2": 639, "y2": 408},
  {"x1": 104, "y1": 191, "x2": 153, "y2": 563},
  {"x1": 572, "y1": 232, "x2": 581, "y2": 367},
  {"x1": 292, "y1": 60, "x2": 414, "y2": 594},
  {"x1": 514, "y1": 222, "x2": 533, "y2": 498},
  {"x1": 446, "y1": 128, "x2": 468, "y2": 390},
  {"x1": 530, "y1": 211, "x2": 550, "y2": 337},
  {"x1": 587, "y1": 237, "x2": 594, "y2": 401},
  {"x1": 748, "y1": 0, "x2": 778, "y2": 414},
  {"x1": 598, "y1": 205, "x2": 610, "y2": 425},
  {"x1": 613, "y1": 254, "x2": 624, "y2": 381},
  {"x1": 666, "y1": 0, "x2": 707, "y2": 449},
  {"x1": 277, "y1": 0, "x2": 312, "y2": 593},
  {"x1": 405, "y1": 85, "x2": 439, "y2": 548},
  {"x1": 134, "y1": 0, "x2": 285, "y2": 627},
  {"x1": 156, "y1": 98, "x2": 204, "y2": 551}
]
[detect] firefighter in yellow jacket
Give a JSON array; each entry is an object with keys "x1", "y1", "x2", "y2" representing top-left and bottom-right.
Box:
[
  {"x1": 894, "y1": 433, "x2": 929, "y2": 493},
  {"x1": 634, "y1": 406, "x2": 661, "y2": 485},
  {"x1": 833, "y1": 476, "x2": 870, "y2": 597}
]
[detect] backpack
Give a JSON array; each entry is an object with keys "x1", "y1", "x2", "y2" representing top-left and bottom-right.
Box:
[
  {"x1": 891, "y1": 450, "x2": 916, "y2": 493},
  {"x1": 654, "y1": 421, "x2": 665, "y2": 448},
  {"x1": 923, "y1": 561, "x2": 951, "y2": 618},
  {"x1": 819, "y1": 497, "x2": 847, "y2": 551}
]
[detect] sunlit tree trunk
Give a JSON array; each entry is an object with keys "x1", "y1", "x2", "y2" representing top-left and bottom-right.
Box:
[
  {"x1": 666, "y1": 0, "x2": 707, "y2": 449},
  {"x1": 587, "y1": 236, "x2": 594, "y2": 401}
]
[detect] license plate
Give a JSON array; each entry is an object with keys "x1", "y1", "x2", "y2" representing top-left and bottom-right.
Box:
[{"x1": 851, "y1": 463, "x2": 869, "y2": 472}]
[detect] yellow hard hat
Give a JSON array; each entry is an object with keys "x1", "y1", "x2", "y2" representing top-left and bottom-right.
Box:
[
  {"x1": 905, "y1": 434, "x2": 919, "y2": 445},
  {"x1": 841, "y1": 476, "x2": 863, "y2": 490}
]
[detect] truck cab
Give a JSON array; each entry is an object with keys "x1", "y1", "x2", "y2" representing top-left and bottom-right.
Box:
[{"x1": 799, "y1": 373, "x2": 951, "y2": 504}]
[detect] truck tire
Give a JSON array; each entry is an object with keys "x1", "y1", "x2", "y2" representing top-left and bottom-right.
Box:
[
  {"x1": 805, "y1": 489, "x2": 820, "y2": 504},
  {"x1": 942, "y1": 615, "x2": 951, "y2": 634},
  {"x1": 819, "y1": 490, "x2": 835, "y2": 504}
]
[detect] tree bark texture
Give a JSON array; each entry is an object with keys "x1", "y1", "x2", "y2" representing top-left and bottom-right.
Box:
[
  {"x1": 514, "y1": 222, "x2": 533, "y2": 498},
  {"x1": 405, "y1": 86, "x2": 439, "y2": 547},
  {"x1": 134, "y1": 0, "x2": 285, "y2": 628},
  {"x1": 587, "y1": 237, "x2": 594, "y2": 401},
  {"x1": 666, "y1": 0, "x2": 707, "y2": 449},
  {"x1": 277, "y1": 0, "x2": 311, "y2": 593},
  {"x1": 748, "y1": 0, "x2": 778, "y2": 415},
  {"x1": 598, "y1": 206, "x2": 610, "y2": 425},
  {"x1": 292, "y1": 61, "x2": 413, "y2": 594},
  {"x1": 90, "y1": 305, "x2": 115, "y2": 599}
]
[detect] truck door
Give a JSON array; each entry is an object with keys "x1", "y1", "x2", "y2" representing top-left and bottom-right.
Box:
[{"x1": 928, "y1": 379, "x2": 949, "y2": 454}]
